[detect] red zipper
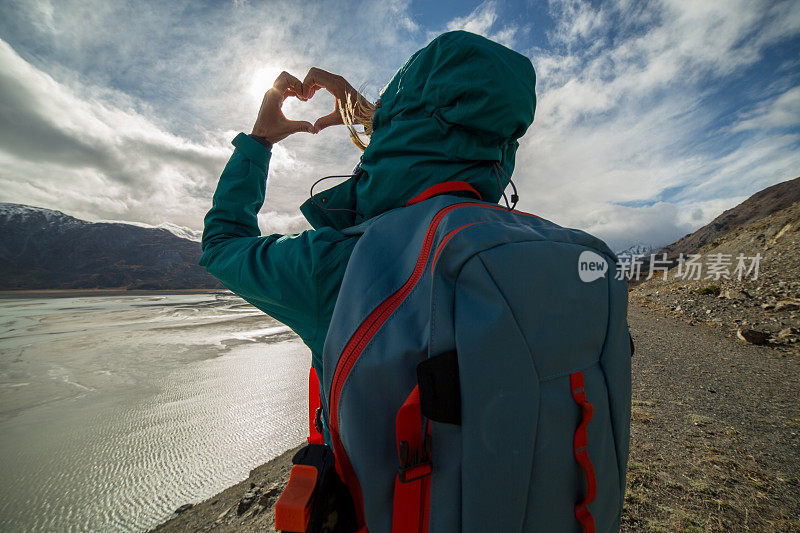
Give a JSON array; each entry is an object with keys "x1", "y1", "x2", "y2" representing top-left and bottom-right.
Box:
[
  {"x1": 329, "y1": 202, "x2": 485, "y2": 423},
  {"x1": 327, "y1": 201, "x2": 540, "y2": 528}
]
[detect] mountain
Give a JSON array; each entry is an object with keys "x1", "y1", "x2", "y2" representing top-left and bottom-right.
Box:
[
  {"x1": 629, "y1": 178, "x2": 799, "y2": 352},
  {"x1": 654, "y1": 176, "x2": 800, "y2": 260},
  {"x1": 0, "y1": 203, "x2": 222, "y2": 290},
  {"x1": 616, "y1": 243, "x2": 656, "y2": 257}
]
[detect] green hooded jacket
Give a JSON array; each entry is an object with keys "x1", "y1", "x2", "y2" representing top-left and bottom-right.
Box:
[{"x1": 200, "y1": 30, "x2": 536, "y2": 382}]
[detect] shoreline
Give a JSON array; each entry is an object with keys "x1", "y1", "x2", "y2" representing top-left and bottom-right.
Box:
[
  {"x1": 150, "y1": 445, "x2": 303, "y2": 533},
  {"x1": 0, "y1": 289, "x2": 230, "y2": 299}
]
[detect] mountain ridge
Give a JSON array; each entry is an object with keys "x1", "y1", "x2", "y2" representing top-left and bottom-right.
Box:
[
  {"x1": 0, "y1": 203, "x2": 221, "y2": 290},
  {"x1": 653, "y1": 176, "x2": 800, "y2": 260}
]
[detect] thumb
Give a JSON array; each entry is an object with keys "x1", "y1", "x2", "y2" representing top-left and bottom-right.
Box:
[
  {"x1": 313, "y1": 110, "x2": 343, "y2": 133},
  {"x1": 286, "y1": 120, "x2": 315, "y2": 134}
]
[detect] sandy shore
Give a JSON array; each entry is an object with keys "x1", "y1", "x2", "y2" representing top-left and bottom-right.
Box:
[{"x1": 0, "y1": 289, "x2": 230, "y2": 299}]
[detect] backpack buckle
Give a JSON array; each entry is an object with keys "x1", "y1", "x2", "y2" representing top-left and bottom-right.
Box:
[
  {"x1": 314, "y1": 407, "x2": 324, "y2": 435},
  {"x1": 397, "y1": 436, "x2": 432, "y2": 483}
]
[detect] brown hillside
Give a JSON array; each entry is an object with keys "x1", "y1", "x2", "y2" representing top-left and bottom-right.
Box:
[{"x1": 655, "y1": 176, "x2": 800, "y2": 260}]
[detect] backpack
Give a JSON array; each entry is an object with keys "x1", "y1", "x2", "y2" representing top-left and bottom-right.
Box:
[{"x1": 279, "y1": 191, "x2": 631, "y2": 533}]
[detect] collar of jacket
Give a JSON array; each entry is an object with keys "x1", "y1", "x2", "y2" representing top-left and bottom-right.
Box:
[{"x1": 299, "y1": 165, "x2": 484, "y2": 231}]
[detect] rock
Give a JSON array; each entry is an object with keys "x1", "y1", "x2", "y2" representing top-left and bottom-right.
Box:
[
  {"x1": 778, "y1": 327, "x2": 798, "y2": 339},
  {"x1": 237, "y1": 491, "x2": 258, "y2": 515},
  {"x1": 774, "y1": 300, "x2": 800, "y2": 312},
  {"x1": 719, "y1": 289, "x2": 750, "y2": 300},
  {"x1": 175, "y1": 503, "x2": 193, "y2": 514},
  {"x1": 258, "y1": 483, "x2": 281, "y2": 506},
  {"x1": 216, "y1": 506, "x2": 231, "y2": 522},
  {"x1": 737, "y1": 328, "x2": 770, "y2": 345},
  {"x1": 761, "y1": 303, "x2": 775, "y2": 310}
]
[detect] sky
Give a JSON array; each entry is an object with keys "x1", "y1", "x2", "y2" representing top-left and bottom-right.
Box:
[{"x1": 0, "y1": 0, "x2": 798, "y2": 252}]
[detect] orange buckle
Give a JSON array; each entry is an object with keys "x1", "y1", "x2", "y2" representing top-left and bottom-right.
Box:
[{"x1": 274, "y1": 464, "x2": 318, "y2": 532}]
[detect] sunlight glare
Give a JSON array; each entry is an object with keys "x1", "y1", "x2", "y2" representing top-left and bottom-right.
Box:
[{"x1": 248, "y1": 66, "x2": 283, "y2": 105}]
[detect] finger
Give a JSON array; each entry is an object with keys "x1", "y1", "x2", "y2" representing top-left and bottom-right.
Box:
[
  {"x1": 274, "y1": 71, "x2": 305, "y2": 100},
  {"x1": 302, "y1": 67, "x2": 346, "y2": 100},
  {"x1": 313, "y1": 110, "x2": 343, "y2": 133},
  {"x1": 285, "y1": 119, "x2": 315, "y2": 134},
  {"x1": 283, "y1": 87, "x2": 303, "y2": 101},
  {"x1": 302, "y1": 82, "x2": 321, "y2": 100}
]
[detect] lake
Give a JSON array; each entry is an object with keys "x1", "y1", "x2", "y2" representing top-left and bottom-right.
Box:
[{"x1": 0, "y1": 292, "x2": 309, "y2": 532}]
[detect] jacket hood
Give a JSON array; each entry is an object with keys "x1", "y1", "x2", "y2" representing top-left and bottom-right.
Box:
[{"x1": 300, "y1": 30, "x2": 536, "y2": 230}]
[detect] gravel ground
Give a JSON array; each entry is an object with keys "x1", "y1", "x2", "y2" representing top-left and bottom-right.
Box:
[
  {"x1": 623, "y1": 304, "x2": 798, "y2": 531},
  {"x1": 152, "y1": 303, "x2": 799, "y2": 532}
]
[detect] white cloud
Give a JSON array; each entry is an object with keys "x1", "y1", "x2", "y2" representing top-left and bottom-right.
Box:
[
  {"x1": 0, "y1": 38, "x2": 230, "y2": 228},
  {"x1": 516, "y1": 0, "x2": 800, "y2": 251},
  {"x1": 0, "y1": 0, "x2": 797, "y2": 255},
  {"x1": 442, "y1": 1, "x2": 520, "y2": 48},
  {"x1": 733, "y1": 86, "x2": 800, "y2": 132},
  {"x1": 0, "y1": 0, "x2": 424, "y2": 230}
]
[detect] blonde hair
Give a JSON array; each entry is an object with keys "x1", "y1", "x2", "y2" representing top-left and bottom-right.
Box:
[{"x1": 340, "y1": 86, "x2": 377, "y2": 151}]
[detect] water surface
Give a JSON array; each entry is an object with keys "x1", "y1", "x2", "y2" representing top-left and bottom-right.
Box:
[{"x1": 0, "y1": 293, "x2": 309, "y2": 532}]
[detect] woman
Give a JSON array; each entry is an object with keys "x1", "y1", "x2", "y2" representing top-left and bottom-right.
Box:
[{"x1": 200, "y1": 30, "x2": 536, "y2": 444}]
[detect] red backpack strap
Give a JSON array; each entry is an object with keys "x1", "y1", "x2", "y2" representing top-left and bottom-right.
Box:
[
  {"x1": 570, "y1": 371, "x2": 597, "y2": 533},
  {"x1": 392, "y1": 385, "x2": 432, "y2": 533},
  {"x1": 406, "y1": 181, "x2": 482, "y2": 206},
  {"x1": 308, "y1": 367, "x2": 325, "y2": 445}
]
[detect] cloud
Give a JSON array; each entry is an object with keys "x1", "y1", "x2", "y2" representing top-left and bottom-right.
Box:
[
  {"x1": 733, "y1": 86, "x2": 800, "y2": 132},
  {"x1": 441, "y1": 1, "x2": 521, "y2": 48},
  {"x1": 0, "y1": 0, "x2": 797, "y2": 255},
  {"x1": 516, "y1": 0, "x2": 800, "y2": 250},
  {"x1": 0, "y1": 38, "x2": 230, "y2": 228},
  {"x1": 0, "y1": 0, "x2": 425, "y2": 230}
]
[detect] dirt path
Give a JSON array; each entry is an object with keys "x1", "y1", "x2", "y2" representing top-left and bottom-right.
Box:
[
  {"x1": 152, "y1": 303, "x2": 799, "y2": 532},
  {"x1": 623, "y1": 304, "x2": 798, "y2": 531}
]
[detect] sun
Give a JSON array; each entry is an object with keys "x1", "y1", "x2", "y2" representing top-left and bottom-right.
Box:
[{"x1": 248, "y1": 66, "x2": 283, "y2": 105}]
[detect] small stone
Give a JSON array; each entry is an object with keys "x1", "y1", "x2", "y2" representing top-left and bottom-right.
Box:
[
  {"x1": 761, "y1": 303, "x2": 775, "y2": 310},
  {"x1": 737, "y1": 328, "x2": 770, "y2": 345},
  {"x1": 175, "y1": 503, "x2": 193, "y2": 514},
  {"x1": 778, "y1": 327, "x2": 798, "y2": 339},
  {"x1": 216, "y1": 507, "x2": 231, "y2": 522},
  {"x1": 238, "y1": 491, "x2": 257, "y2": 515},
  {"x1": 774, "y1": 300, "x2": 800, "y2": 312},
  {"x1": 258, "y1": 484, "x2": 281, "y2": 506}
]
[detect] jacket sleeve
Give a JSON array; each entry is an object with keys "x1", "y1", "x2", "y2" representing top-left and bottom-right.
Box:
[{"x1": 199, "y1": 133, "x2": 352, "y2": 352}]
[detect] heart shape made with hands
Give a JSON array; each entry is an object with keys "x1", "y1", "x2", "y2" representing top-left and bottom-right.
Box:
[
  {"x1": 281, "y1": 90, "x2": 338, "y2": 131},
  {"x1": 252, "y1": 68, "x2": 363, "y2": 143}
]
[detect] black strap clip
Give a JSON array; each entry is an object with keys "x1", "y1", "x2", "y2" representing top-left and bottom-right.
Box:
[{"x1": 397, "y1": 435, "x2": 433, "y2": 483}]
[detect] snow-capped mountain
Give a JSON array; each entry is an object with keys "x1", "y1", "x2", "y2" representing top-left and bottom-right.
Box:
[
  {"x1": 0, "y1": 203, "x2": 220, "y2": 290},
  {"x1": 615, "y1": 243, "x2": 656, "y2": 257}
]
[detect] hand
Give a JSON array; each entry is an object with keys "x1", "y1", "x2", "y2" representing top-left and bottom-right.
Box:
[
  {"x1": 251, "y1": 71, "x2": 314, "y2": 144},
  {"x1": 301, "y1": 67, "x2": 367, "y2": 133}
]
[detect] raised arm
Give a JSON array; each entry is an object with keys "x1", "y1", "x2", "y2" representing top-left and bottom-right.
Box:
[{"x1": 199, "y1": 71, "x2": 353, "y2": 355}]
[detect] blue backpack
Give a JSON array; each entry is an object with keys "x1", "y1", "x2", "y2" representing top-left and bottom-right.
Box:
[{"x1": 282, "y1": 190, "x2": 631, "y2": 533}]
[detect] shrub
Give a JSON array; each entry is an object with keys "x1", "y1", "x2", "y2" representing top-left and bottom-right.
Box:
[{"x1": 694, "y1": 285, "x2": 720, "y2": 296}]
